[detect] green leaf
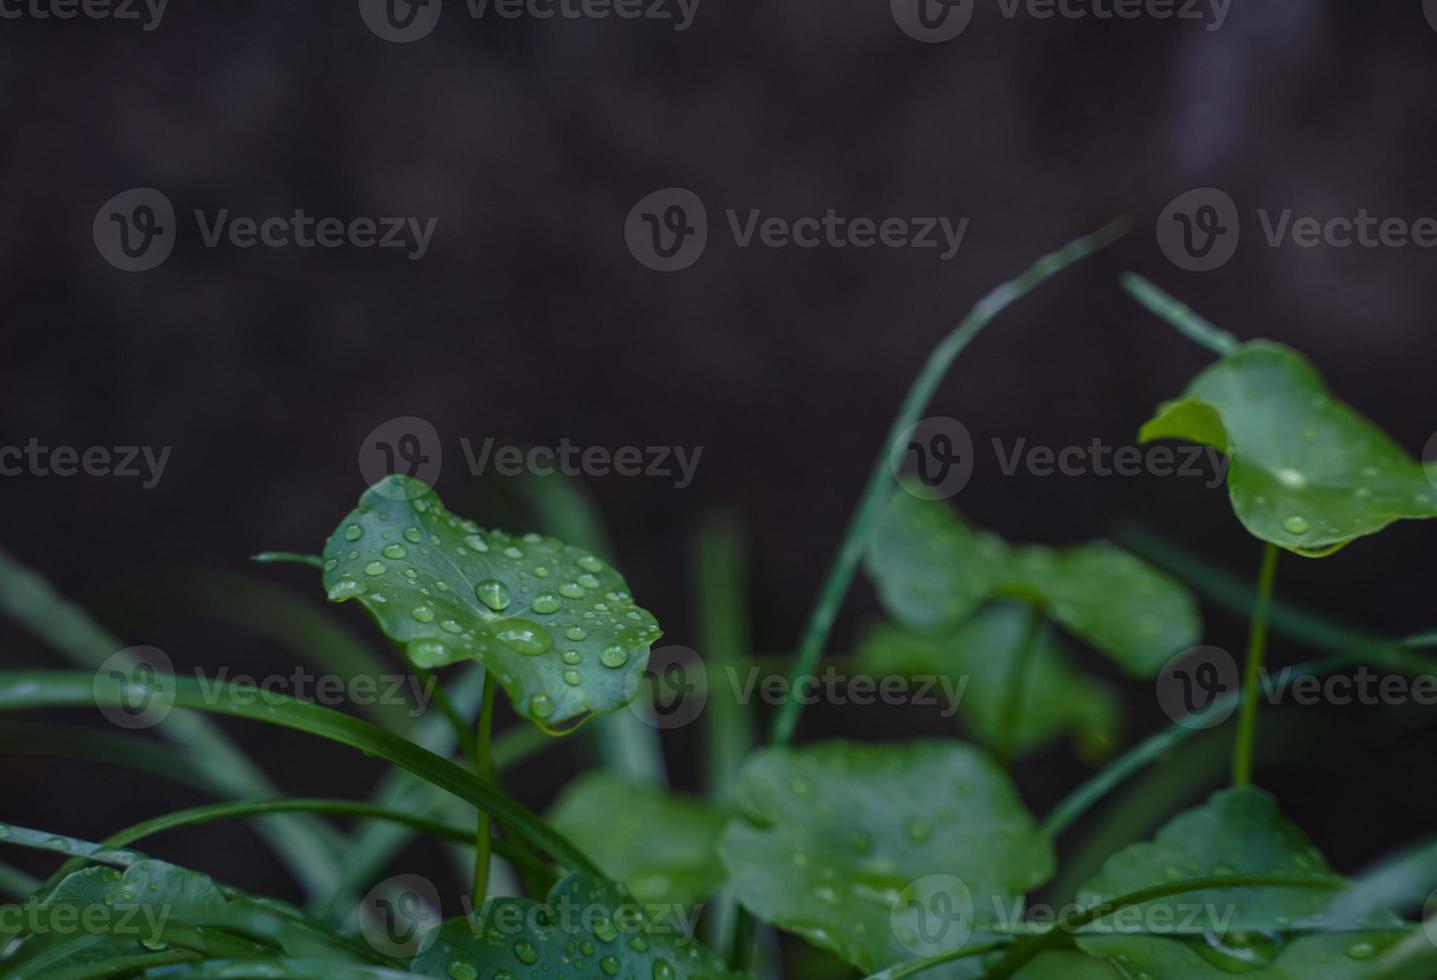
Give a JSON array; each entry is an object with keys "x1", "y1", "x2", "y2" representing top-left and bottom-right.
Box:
[
  {"x1": 1074, "y1": 787, "x2": 1408, "y2": 977},
  {"x1": 409, "y1": 872, "x2": 741, "y2": 979},
  {"x1": 1077, "y1": 787, "x2": 1388, "y2": 933},
  {"x1": 321, "y1": 475, "x2": 662, "y2": 729},
  {"x1": 866, "y1": 494, "x2": 1201, "y2": 675},
  {"x1": 3, "y1": 860, "x2": 235, "y2": 978},
  {"x1": 549, "y1": 774, "x2": 731, "y2": 906},
  {"x1": 1011, "y1": 951, "x2": 1124, "y2": 978},
  {"x1": 856, "y1": 605, "x2": 1120, "y2": 760},
  {"x1": 719, "y1": 740, "x2": 1052, "y2": 973},
  {"x1": 1076, "y1": 932, "x2": 1409, "y2": 979},
  {"x1": 1140, "y1": 341, "x2": 1437, "y2": 556}
]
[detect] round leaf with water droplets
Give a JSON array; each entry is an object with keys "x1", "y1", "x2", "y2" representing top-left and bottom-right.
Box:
[
  {"x1": 718, "y1": 741, "x2": 1052, "y2": 975},
  {"x1": 1077, "y1": 787, "x2": 1402, "y2": 940},
  {"x1": 549, "y1": 773, "x2": 731, "y2": 907},
  {"x1": 322, "y1": 476, "x2": 662, "y2": 729},
  {"x1": 5, "y1": 859, "x2": 230, "y2": 977},
  {"x1": 865, "y1": 495, "x2": 1201, "y2": 676},
  {"x1": 409, "y1": 872, "x2": 742, "y2": 980},
  {"x1": 1140, "y1": 341, "x2": 1437, "y2": 557},
  {"x1": 857, "y1": 605, "x2": 1121, "y2": 761}
]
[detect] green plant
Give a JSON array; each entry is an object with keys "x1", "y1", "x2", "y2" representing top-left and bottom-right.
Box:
[{"x1": 3, "y1": 223, "x2": 1436, "y2": 979}]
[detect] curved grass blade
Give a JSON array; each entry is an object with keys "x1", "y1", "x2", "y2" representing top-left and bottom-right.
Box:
[
  {"x1": 0, "y1": 721, "x2": 213, "y2": 791},
  {"x1": 0, "y1": 672, "x2": 597, "y2": 874},
  {"x1": 768, "y1": 218, "x2": 1130, "y2": 746},
  {"x1": 0, "y1": 547, "x2": 341, "y2": 894},
  {"x1": 94, "y1": 567, "x2": 408, "y2": 731},
  {"x1": 0, "y1": 860, "x2": 39, "y2": 899}
]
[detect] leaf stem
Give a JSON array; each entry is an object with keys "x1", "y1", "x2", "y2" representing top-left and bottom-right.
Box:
[
  {"x1": 1120, "y1": 272, "x2": 1240, "y2": 356},
  {"x1": 1233, "y1": 542, "x2": 1280, "y2": 788},
  {"x1": 767, "y1": 219, "x2": 1130, "y2": 746},
  {"x1": 473, "y1": 671, "x2": 499, "y2": 908}
]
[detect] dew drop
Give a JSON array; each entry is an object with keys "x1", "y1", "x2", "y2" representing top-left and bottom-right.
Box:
[
  {"x1": 529, "y1": 694, "x2": 555, "y2": 719},
  {"x1": 1282, "y1": 515, "x2": 1311, "y2": 535},
  {"x1": 600, "y1": 955, "x2": 621, "y2": 975},
  {"x1": 383, "y1": 543, "x2": 407, "y2": 560},
  {"x1": 497, "y1": 621, "x2": 554, "y2": 656},
  {"x1": 476, "y1": 580, "x2": 512, "y2": 611},
  {"x1": 364, "y1": 561, "x2": 387, "y2": 576},
  {"x1": 532, "y1": 592, "x2": 562, "y2": 615},
  {"x1": 411, "y1": 605, "x2": 436, "y2": 623},
  {"x1": 463, "y1": 533, "x2": 490, "y2": 553},
  {"x1": 448, "y1": 960, "x2": 479, "y2": 980},
  {"x1": 562, "y1": 650, "x2": 582, "y2": 665},
  {"x1": 559, "y1": 582, "x2": 586, "y2": 599},
  {"x1": 344, "y1": 523, "x2": 363, "y2": 541},
  {"x1": 577, "y1": 574, "x2": 601, "y2": 590},
  {"x1": 404, "y1": 526, "x2": 424, "y2": 543},
  {"x1": 513, "y1": 940, "x2": 540, "y2": 965},
  {"x1": 600, "y1": 645, "x2": 629, "y2": 669},
  {"x1": 565, "y1": 626, "x2": 588, "y2": 641},
  {"x1": 563, "y1": 669, "x2": 582, "y2": 687}
]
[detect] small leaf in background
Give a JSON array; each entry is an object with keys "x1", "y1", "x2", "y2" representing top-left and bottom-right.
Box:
[
  {"x1": 866, "y1": 494, "x2": 1201, "y2": 676},
  {"x1": 719, "y1": 740, "x2": 1052, "y2": 974},
  {"x1": 410, "y1": 872, "x2": 740, "y2": 979},
  {"x1": 322, "y1": 476, "x2": 662, "y2": 729},
  {"x1": 1075, "y1": 787, "x2": 1410, "y2": 977},
  {"x1": 1140, "y1": 341, "x2": 1437, "y2": 557},
  {"x1": 549, "y1": 772, "x2": 731, "y2": 907},
  {"x1": 856, "y1": 604, "x2": 1121, "y2": 761}
]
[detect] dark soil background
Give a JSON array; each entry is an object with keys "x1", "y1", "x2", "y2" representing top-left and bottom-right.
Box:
[{"x1": 2, "y1": 0, "x2": 1436, "y2": 944}]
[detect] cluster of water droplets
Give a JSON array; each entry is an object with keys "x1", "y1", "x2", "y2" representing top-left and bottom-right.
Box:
[{"x1": 322, "y1": 491, "x2": 659, "y2": 724}]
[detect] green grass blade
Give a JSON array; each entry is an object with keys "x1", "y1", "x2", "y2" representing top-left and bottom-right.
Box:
[
  {"x1": 0, "y1": 860, "x2": 39, "y2": 899},
  {"x1": 1120, "y1": 272, "x2": 1240, "y2": 356},
  {"x1": 0, "y1": 671, "x2": 596, "y2": 874},
  {"x1": 769, "y1": 218, "x2": 1131, "y2": 746},
  {"x1": 0, "y1": 721, "x2": 213, "y2": 791},
  {"x1": 0, "y1": 547, "x2": 343, "y2": 894},
  {"x1": 94, "y1": 567, "x2": 409, "y2": 731}
]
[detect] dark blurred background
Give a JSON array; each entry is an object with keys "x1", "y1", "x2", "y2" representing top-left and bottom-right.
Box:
[{"x1": 2, "y1": 0, "x2": 1436, "y2": 943}]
